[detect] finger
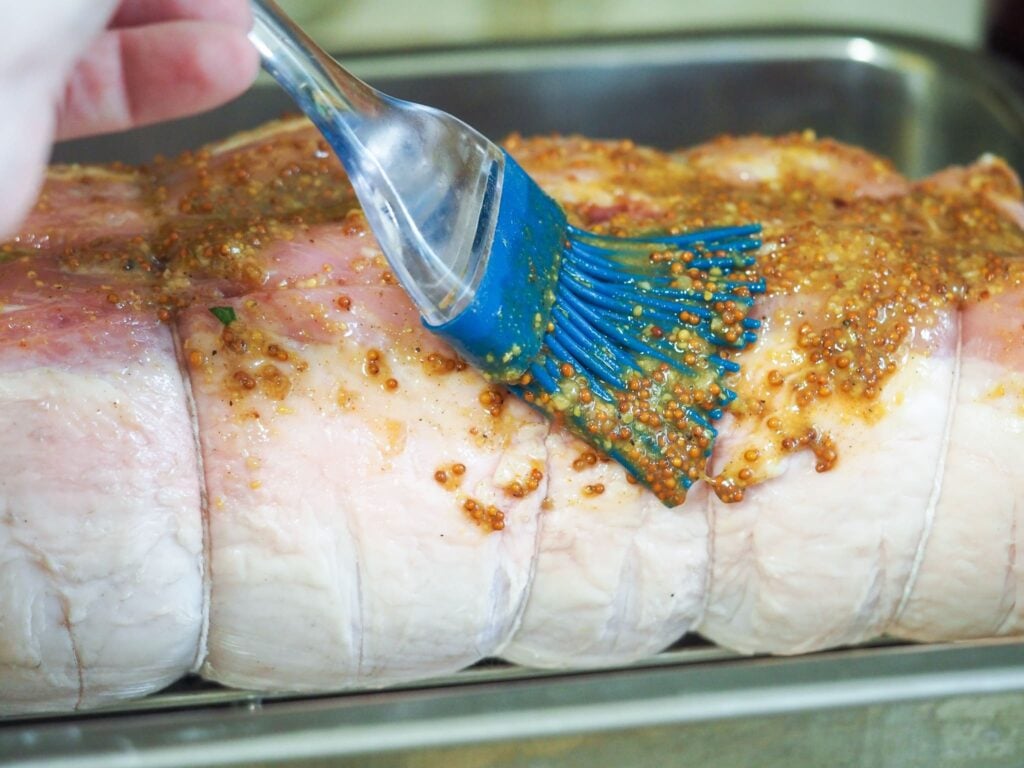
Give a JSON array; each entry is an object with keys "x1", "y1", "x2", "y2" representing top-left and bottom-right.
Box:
[
  {"x1": 55, "y1": 20, "x2": 258, "y2": 141},
  {"x1": 111, "y1": 0, "x2": 250, "y2": 29},
  {"x1": 0, "y1": 88, "x2": 54, "y2": 239}
]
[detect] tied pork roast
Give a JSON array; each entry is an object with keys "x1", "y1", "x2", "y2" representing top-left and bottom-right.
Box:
[{"x1": 2, "y1": 118, "x2": 1023, "y2": 715}]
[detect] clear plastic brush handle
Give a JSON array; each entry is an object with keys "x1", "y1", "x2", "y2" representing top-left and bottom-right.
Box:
[{"x1": 249, "y1": 0, "x2": 504, "y2": 324}]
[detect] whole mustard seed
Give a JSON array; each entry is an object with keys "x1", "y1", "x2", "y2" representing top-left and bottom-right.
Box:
[
  {"x1": 233, "y1": 370, "x2": 256, "y2": 390},
  {"x1": 365, "y1": 349, "x2": 381, "y2": 376},
  {"x1": 433, "y1": 463, "x2": 467, "y2": 491},
  {"x1": 462, "y1": 497, "x2": 506, "y2": 532},
  {"x1": 423, "y1": 351, "x2": 467, "y2": 375},
  {"x1": 572, "y1": 450, "x2": 600, "y2": 471},
  {"x1": 478, "y1": 387, "x2": 505, "y2": 417},
  {"x1": 503, "y1": 466, "x2": 543, "y2": 498}
]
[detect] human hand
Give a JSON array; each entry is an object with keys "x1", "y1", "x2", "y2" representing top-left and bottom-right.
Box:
[
  {"x1": 0, "y1": 0, "x2": 259, "y2": 237},
  {"x1": 57, "y1": 0, "x2": 259, "y2": 140}
]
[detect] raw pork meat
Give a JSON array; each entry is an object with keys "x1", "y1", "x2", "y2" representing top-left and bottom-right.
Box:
[
  {"x1": 3, "y1": 120, "x2": 1024, "y2": 716},
  {"x1": 0, "y1": 168, "x2": 203, "y2": 715}
]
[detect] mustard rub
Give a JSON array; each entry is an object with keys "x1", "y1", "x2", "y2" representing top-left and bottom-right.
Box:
[{"x1": 6, "y1": 123, "x2": 1024, "y2": 508}]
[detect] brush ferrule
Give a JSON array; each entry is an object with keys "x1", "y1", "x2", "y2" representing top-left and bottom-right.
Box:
[{"x1": 426, "y1": 153, "x2": 565, "y2": 382}]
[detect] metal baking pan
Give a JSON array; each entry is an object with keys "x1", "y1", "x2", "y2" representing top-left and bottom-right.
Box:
[
  {"x1": 6, "y1": 27, "x2": 1024, "y2": 767},
  {"x1": 53, "y1": 26, "x2": 1024, "y2": 176}
]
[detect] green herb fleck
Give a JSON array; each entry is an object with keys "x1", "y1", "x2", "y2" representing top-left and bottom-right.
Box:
[{"x1": 210, "y1": 306, "x2": 236, "y2": 326}]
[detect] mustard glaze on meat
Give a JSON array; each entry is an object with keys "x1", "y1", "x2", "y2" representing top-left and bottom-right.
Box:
[{"x1": 5, "y1": 122, "x2": 1024, "y2": 505}]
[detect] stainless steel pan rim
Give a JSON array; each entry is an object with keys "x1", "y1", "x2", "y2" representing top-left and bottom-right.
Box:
[
  {"x1": 4, "y1": 638, "x2": 1024, "y2": 767},
  {"x1": 53, "y1": 26, "x2": 1024, "y2": 175}
]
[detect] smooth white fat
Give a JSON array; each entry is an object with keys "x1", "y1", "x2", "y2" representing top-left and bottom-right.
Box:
[
  {"x1": 503, "y1": 430, "x2": 709, "y2": 668},
  {"x1": 699, "y1": 348, "x2": 957, "y2": 654},
  {"x1": 0, "y1": 362, "x2": 203, "y2": 714},
  {"x1": 893, "y1": 357, "x2": 1024, "y2": 639}
]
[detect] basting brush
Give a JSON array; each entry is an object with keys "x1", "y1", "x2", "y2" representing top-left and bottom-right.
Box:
[{"x1": 249, "y1": 0, "x2": 765, "y2": 506}]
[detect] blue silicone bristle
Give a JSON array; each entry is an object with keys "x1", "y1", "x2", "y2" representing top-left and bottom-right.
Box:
[
  {"x1": 544, "y1": 223, "x2": 762, "y2": 398},
  {"x1": 430, "y1": 152, "x2": 765, "y2": 506}
]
